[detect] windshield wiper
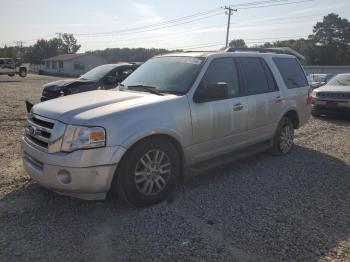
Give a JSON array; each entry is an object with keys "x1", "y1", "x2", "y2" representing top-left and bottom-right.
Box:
[
  {"x1": 127, "y1": 85, "x2": 164, "y2": 96},
  {"x1": 161, "y1": 90, "x2": 184, "y2": 96}
]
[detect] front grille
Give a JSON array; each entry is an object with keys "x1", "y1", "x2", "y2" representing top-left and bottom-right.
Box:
[
  {"x1": 31, "y1": 115, "x2": 54, "y2": 129},
  {"x1": 24, "y1": 114, "x2": 66, "y2": 153},
  {"x1": 317, "y1": 92, "x2": 350, "y2": 99}
]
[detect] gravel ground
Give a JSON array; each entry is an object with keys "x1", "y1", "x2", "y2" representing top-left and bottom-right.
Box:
[{"x1": 0, "y1": 74, "x2": 349, "y2": 262}]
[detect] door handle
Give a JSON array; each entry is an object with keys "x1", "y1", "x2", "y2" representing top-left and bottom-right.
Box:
[
  {"x1": 233, "y1": 103, "x2": 244, "y2": 111},
  {"x1": 275, "y1": 96, "x2": 283, "y2": 103}
]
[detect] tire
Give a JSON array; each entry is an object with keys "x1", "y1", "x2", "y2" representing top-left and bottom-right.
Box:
[
  {"x1": 19, "y1": 68, "x2": 27, "y2": 77},
  {"x1": 8, "y1": 74, "x2": 15, "y2": 77},
  {"x1": 271, "y1": 117, "x2": 294, "y2": 155},
  {"x1": 113, "y1": 138, "x2": 180, "y2": 207}
]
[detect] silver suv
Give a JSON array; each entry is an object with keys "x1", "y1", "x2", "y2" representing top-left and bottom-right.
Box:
[{"x1": 22, "y1": 49, "x2": 311, "y2": 206}]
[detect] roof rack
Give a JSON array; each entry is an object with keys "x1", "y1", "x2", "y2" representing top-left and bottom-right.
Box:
[
  {"x1": 225, "y1": 47, "x2": 305, "y2": 61},
  {"x1": 183, "y1": 50, "x2": 217, "y2": 53}
]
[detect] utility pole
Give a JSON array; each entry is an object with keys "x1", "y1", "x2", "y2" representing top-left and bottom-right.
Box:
[{"x1": 224, "y1": 6, "x2": 237, "y2": 48}]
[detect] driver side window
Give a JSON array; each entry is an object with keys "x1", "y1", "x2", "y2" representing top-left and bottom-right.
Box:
[{"x1": 201, "y1": 58, "x2": 240, "y2": 97}]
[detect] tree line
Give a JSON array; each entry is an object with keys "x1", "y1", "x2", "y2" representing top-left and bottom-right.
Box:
[
  {"x1": 1, "y1": 13, "x2": 349, "y2": 65},
  {"x1": 229, "y1": 13, "x2": 350, "y2": 65}
]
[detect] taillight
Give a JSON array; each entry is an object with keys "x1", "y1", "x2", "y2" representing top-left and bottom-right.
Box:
[{"x1": 307, "y1": 89, "x2": 313, "y2": 104}]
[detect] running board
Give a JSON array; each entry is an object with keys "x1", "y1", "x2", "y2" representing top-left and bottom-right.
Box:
[{"x1": 187, "y1": 141, "x2": 272, "y2": 174}]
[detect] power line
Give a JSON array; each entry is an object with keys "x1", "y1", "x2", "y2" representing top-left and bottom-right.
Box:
[
  {"x1": 171, "y1": 35, "x2": 309, "y2": 50},
  {"x1": 75, "y1": 9, "x2": 222, "y2": 36},
  {"x1": 237, "y1": 0, "x2": 314, "y2": 10},
  {"x1": 74, "y1": 0, "x2": 293, "y2": 37},
  {"x1": 76, "y1": 11, "x2": 224, "y2": 37},
  {"x1": 4, "y1": 0, "x2": 316, "y2": 47}
]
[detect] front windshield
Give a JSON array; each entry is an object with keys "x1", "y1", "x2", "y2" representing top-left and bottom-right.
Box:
[
  {"x1": 122, "y1": 56, "x2": 204, "y2": 94},
  {"x1": 326, "y1": 74, "x2": 350, "y2": 87},
  {"x1": 80, "y1": 64, "x2": 114, "y2": 81}
]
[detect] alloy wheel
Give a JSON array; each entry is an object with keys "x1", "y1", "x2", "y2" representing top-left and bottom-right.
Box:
[
  {"x1": 279, "y1": 125, "x2": 294, "y2": 153},
  {"x1": 134, "y1": 150, "x2": 171, "y2": 196}
]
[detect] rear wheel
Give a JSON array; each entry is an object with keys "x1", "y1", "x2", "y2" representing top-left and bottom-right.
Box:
[
  {"x1": 271, "y1": 117, "x2": 294, "y2": 155},
  {"x1": 113, "y1": 138, "x2": 180, "y2": 207},
  {"x1": 19, "y1": 68, "x2": 27, "y2": 77}
]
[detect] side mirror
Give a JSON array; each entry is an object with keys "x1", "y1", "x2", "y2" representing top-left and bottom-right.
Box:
[
  {"x1": 105, "y1": 75, "x2": 117, "y2": 84},
  {"x1": 194, "y1": 82, "x2": 229, "y2": 103}
]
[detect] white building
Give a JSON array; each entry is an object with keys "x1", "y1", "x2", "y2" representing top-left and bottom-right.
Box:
[{"x1": 41, "y1": 53, "x2": 107, "y2": 77}]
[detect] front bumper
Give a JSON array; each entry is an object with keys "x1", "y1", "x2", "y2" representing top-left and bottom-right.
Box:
[
  {"x1": 21, "y1": 137, "x2": 126, "y2": 200},
  {"x1": 312, "y1": 98, "x2": 350, "y2": 115}
]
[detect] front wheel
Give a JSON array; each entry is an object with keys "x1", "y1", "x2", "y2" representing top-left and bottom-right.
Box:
[
  {"x1": 271, "y1": 117, "x2": 294, "y2": 155},
  {"x1": 113, "y1": 138, "x2": 180, "y2": 207},
  {"x1": 19, "y1": 68, "x2": 27, "y2": 77}
]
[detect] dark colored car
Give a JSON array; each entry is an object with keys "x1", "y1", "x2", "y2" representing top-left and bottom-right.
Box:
[
  {"x1": 25, "y1": 62, "x2": 141, "y2": 113},
  {"x1": 41, "y1": 62, "x2": 141, "y2": 101}
]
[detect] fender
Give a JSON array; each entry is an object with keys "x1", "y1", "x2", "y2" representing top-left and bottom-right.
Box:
[{"x1": 120, "y1": 127, "x2": 185, "y2": 151}]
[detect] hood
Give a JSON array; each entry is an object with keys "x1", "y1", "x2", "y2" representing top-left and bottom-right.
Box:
[
  {"x1": 314, "y1": 85, "x2": 350, "y2": 93},
  {"x1": 43, "y1": 79, "x2": 95, "y2": 91},
  {"x1": 32, "y1": 90, "x2": 177, "y2": 124}
]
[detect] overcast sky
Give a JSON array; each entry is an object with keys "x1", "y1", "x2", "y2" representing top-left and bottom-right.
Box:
[{"x1": 1, "y1": 0, "x2": 349, "y2": 51}]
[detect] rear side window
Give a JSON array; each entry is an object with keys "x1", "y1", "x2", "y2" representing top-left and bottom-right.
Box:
[
  {"x1": 238, "y1": 57, "x2": 272, "y2": 95},
  {"x1": 273, "y1": 58, "x2": 308, "y2": 89}
]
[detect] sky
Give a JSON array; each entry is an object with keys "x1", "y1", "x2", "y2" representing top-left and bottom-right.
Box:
[{"x1": 1, "y1": 0, "x2": 350, "y2": 52}]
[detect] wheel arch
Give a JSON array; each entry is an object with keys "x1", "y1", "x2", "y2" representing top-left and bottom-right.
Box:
[
  {"x1": 124, "y1": 133, "x2": 185, "y2": 171},
  {"x1": 283, "y1": 109, "x2": 300, "y2": 129},
  {"x1": 109, "y1": 133, "x2": 185, "y2": 192}
]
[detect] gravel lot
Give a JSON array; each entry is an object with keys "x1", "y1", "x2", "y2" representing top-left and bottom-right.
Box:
[{"x1": 0, "y1": 74, "x2": 349, "y2": 262}]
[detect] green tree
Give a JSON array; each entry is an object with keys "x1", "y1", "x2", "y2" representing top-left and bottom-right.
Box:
[
  {"x1": 23, "y1": 34, "x2": 81, "y2": 63},
  {"x1": 309, "y1": 13, "x2": 350, "y2": 65},
  {"x1": 229, "y1": 39, "x2": 247, "y2": 48},
  {"x1": 60, "y1": 33, "x2": 81, "y2": 54},
  {"x1": 259, "y1": 13, "x2": 350, "y2": 65},
  {"x1": 0, "y1": 45, "x2": 17, "y2": 58},
  {"x1": 259, "y1": 39, "x2": 316, "y2": 64},
  {"x1": 89, "y1": 47, "x2": 178, "y2": 63}
]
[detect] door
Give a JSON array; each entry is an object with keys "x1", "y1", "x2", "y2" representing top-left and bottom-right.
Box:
[
  {"x1": 188, "y1": 57, "x2": 248, "y2": 164},
  {"x1": 237, "y1": 57, "x2": 284, "y2": 142}
]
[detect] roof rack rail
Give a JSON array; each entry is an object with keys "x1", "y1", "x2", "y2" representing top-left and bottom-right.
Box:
[
  {"x1": 183, "y1": 50, "x2": 217, "y2": 53},
  {"x1": 225, "y1": 47, "x2": 305, "y2": 61}
]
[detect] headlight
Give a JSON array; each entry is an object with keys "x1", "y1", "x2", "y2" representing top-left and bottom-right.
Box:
[{"x1": 61, "y1": 125, "x2": 106, "y2": 152}]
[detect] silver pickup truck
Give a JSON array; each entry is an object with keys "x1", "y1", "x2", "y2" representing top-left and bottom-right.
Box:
[
  {"x1": 0, "y1": 58, "x2": 28, "y2": 77},
  {"x1": 22, "y1": 49, "x2": 311, "y2": 207},
  {"x1": 311, "y1": 73, "x2": 350, "y2": 116}
]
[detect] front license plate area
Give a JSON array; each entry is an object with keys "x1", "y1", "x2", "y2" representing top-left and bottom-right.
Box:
[{"x1": 326, "y1": 101, "x2": 338, "y2": 108}]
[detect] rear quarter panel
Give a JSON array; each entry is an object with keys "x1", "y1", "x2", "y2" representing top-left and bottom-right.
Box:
[{"x1": 266, "y1": 56, "x2": 311, "y2": 128}]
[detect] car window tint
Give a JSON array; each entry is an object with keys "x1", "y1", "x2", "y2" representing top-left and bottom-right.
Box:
[
  {"x1": 273, "y1": 58, "x2": 308, "y2": 89},
  {"x1": 261, "y1": 59, "x2": 278, "y2": 91},
  {"x1": 202, "y1": 58, "x2": 240, "y2": 97},
  {"x1": 238, "y1": 57, "x2": 270, "y2": 95}
]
